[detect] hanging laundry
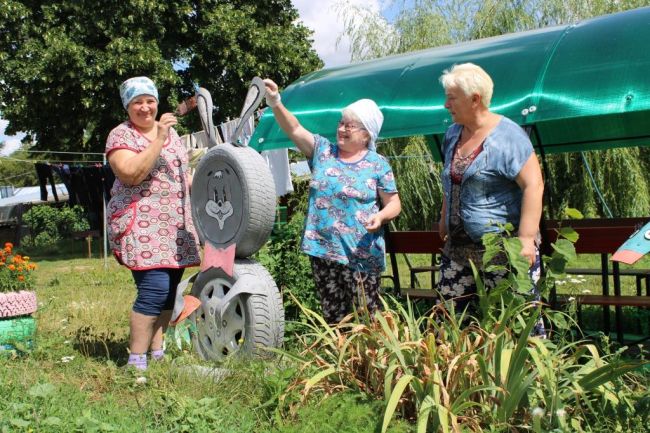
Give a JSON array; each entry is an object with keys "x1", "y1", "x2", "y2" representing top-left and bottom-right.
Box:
[
  {"x1": 52, "y1": 164, "x2": 75, "y2": 205},
  {"x1": 261, "y1": 148, "x2": 293, "y2": 197},
  {"x1": 100, "y1": 164, "x2": 115, "y2": 204},
  {"x1": 219, "y1": 118, "x2": 239, "y2": 143},
  {"x1": 34, "y1": 163, "x2": 59, "y2": 202}
]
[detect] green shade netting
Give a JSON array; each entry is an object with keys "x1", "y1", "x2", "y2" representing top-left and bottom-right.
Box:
[{"x1": 250, "y1": 7, "x2": 650, "y2": 160}]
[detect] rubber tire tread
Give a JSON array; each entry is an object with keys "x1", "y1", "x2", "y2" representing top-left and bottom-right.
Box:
[
  {"x1": 191, "y1": 259, "x2": 284, "y2": 360},
  {"x1": 192, "y1": 143, "x2": 276, "y2": 258},
  {"x1": 0, "y1": 291, "x2": 37, "y2": 318}
]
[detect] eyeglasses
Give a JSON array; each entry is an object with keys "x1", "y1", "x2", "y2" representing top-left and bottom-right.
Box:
[{"x1": 337, "y1": 121, "x2": 366, "y2": 132}]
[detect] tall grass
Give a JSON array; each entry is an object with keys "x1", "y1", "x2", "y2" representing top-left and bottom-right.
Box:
[{"x1": 278, "y1": 227, "x2": 649, "y2": 432}]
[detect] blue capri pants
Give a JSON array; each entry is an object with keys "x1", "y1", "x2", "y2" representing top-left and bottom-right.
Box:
[{"x1": 131, "y1": 268, "x2": 185, "y2": 316}]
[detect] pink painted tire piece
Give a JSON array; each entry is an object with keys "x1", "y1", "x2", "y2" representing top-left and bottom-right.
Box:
[{"x1": 0, "y1": 291, "x2": 38, "y2": 318}]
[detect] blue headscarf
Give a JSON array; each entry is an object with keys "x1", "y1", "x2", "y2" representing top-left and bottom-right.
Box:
[{"x1": 119, "y1": 76, "x2": 158, "y2": 109}]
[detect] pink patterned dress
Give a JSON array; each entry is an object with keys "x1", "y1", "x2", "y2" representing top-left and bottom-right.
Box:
[{"x1": 105, "y1": 122, "x2": 200, "y2": 270}]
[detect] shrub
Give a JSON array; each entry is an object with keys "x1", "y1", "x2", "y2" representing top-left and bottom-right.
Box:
[
  {"x1": 256, "y1": 211, "x2": 320, "y2": 327},
  {"x1": 0, "y1": 242, "x2": 36, "y2": 293},
  {"x1": 22, "y1": 204, "x2": 90, "y2": 248}
]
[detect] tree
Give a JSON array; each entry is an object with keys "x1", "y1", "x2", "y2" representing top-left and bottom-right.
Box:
[
  {"x1": 0, "y1": 142, "x2": 38, "y2": 188},
  {"x1": 0, "y1": 0, "x2": 322, "y2": 153},
  {"x1": 335, "y1": 0, "x2": 650, "y2": 223}
]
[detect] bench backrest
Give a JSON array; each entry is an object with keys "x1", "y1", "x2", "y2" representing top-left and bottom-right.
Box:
[{"x1": 386, "y1": 217, "x2": 648, "y2": 256}]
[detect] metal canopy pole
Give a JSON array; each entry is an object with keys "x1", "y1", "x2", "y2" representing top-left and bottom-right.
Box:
[{"x1": 103, "y1": 153, "x2": 108, "y2": 269}]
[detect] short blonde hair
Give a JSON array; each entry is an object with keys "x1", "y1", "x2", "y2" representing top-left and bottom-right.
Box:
[{"x1": 439, "y1": 63, "x2": 494, "y2": 108}]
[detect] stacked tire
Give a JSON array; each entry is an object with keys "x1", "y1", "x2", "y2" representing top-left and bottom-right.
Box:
[
  {"x1": 0, "y1": 290, "x2": 37, "y2": 355},
  {"x1": 189, "y1": 143, "x2": 284, "y2": 359}
]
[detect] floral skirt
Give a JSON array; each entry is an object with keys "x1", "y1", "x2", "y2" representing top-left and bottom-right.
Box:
[
  {"x1": 310, "y1": 256, "x2": 382, "y2": 324},
  {"x1": 437, "y1": 247, "x2": 545, "y2": 337}
]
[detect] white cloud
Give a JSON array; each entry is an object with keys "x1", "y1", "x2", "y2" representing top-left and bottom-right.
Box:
[
  {"x1": 0, "y1": 119, "x2": 25, "y2": 156},
  {"x1": 292, "y1": 0, "x2": 383, "y2": 67}
]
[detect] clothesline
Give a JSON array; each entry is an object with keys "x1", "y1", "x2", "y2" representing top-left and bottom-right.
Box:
[
  {"x1": 0, "y1": 170, "x2": 35, "y2": 183},
  {"x1": 0, "y1": 156, "x2": 105, "y2": 164},
  {"x1": 20, "y1": 149, "x2": 106, "y2": 156}
]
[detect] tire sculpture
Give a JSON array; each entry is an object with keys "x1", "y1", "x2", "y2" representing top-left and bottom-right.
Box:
[
  {"x1": 0, "y1": 291, "x2": 37, "y2": 318},
  {"x1": 191, "y1": 260, "x2": 284, "y2": 359},
  {"x1": 0, "y1": 316, "x2": 36, "y2": 354},
  {"x1": 186, "y1": 78, "x2": 284, "y2": 360},
  {"x1": 191, "y1": 144, "x2": 276, "y2": 258}
]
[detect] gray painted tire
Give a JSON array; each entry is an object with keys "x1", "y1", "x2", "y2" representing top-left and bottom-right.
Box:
[
  {"x1": 0, "y1": 291, "x2": 37, "y2": 318},
  {"x1": 0, "y1": 316, "x2": 36, "y2": 347},
  {"x1": 191, "y1": 143, "x2": 276, "y2": 258},
  {"x1": 190, "y1": 259, "x2": 284, "y2": 360}
]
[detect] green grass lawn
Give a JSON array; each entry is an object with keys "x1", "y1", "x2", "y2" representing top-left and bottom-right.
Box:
[
  {"x1": 0, "y1": 239, "x2": 647, "y2": 432},
  {"x1": 0, "y1": 244, "x2": 415, "y2": 433}
]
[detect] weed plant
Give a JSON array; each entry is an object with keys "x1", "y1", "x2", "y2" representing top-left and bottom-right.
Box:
[{"x1": 279, "y1": 224, "x2": 649, "y2": 432}]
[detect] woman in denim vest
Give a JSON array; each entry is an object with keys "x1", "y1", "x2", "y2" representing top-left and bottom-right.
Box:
[
  {"x1": 436, "y1": 64, "x2": 544, "y2": 327},
  {"x1": 263, "y1": 78, "x2": 402, "y2": 324}
]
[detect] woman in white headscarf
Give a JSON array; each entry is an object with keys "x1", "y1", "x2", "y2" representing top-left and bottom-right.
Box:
[{"x1": 263, "y1": 79, "x2": 401, "y2": 324}]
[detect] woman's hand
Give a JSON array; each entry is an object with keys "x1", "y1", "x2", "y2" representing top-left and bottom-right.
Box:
[
  {"x1": 157, "y1": 113, "x2": 177, "y2": 141},
  {"x1": 438, "y1": 219, "x2": 448, "y2": 242},
  {"x1": 519, "y1": 236, "x2": 536, "y2": 267},
  {"x1": 261, "y1": 77, "x2": 314, "y2": 157},
  {"x1": 263, "y1": 79, "x2": 281, "y2": 107},
  {"x1": 364, "y1": 214, "x2": 383, "y2": 232}
]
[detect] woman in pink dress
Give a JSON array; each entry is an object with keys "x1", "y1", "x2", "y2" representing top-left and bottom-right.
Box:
[{"x1": 106, "y1": 77, "x2": 200, "y2": 370}]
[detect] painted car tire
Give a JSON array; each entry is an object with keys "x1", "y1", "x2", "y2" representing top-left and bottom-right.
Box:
[
  {"x1": 0, "y1": 291, "x2": 37, "y2": 318},
  {"x1": 190, "y1": 259, "x2": 284, "y2": 360},
  {"x1": 191, "y1": 143, "x2": 276, "y2": 258},
  {"x1": 0, "y1": 316, "x2": 36, "y2": 347}
]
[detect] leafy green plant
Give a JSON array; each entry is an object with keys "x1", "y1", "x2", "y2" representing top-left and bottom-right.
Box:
[
  {"x1": 278, "y1": 221, "x2": 648, "y2": 432},
  {"x1": 256, "y1": 211, "x2": 320, "y2": 330},
  {"x1": 22, "y1": 204, "x2": 90, "y2": 248}
]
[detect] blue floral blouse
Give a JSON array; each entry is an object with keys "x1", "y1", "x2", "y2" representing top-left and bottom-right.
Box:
[{"x1": 301, "y1": 135, "x2": 398, "y2": 272}]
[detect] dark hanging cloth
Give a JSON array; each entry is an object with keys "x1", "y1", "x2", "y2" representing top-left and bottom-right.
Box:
[
  {"x1": 34, "y1": 163, "x2": 59, "y2": 202},
  {"x1": 70, "y1": 166, "x2": 91, "y2": 209},
  {"x1": 52, "y1": 164, "x2": 75, "y2": 206},
  {"x1": 101, "y1": 164, "x2": 115, "y2": 204}
]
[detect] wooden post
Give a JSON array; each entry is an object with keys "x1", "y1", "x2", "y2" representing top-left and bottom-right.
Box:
[{"x1": 85, "y1": 235, "x2": 92, "y2": 259}]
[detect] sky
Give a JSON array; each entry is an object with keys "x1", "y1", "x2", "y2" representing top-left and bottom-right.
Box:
[
  {"x1": 0, "y1": 0, "x2": 395, "y2": 155},
  {"x1": 0, "y1": 119, "x2": 24, "y2": 157},
  {"x1": 291, "y1": 0, "x2": 386, "y2": 67}
]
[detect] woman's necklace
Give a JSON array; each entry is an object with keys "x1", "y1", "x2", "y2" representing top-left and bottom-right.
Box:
[{"x1": 455, "y1": 141, "x2": 482, "y2": 161}]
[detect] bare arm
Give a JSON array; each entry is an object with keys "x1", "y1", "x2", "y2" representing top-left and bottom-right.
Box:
[
  {"x1": 108, "y1": 113, "x2": 177, "y2": 186},
  {"x1": 438, "y1": 195, "x2": 448, "y2": 241},
  {"x1": 515, "y1": 153, "x2": 544, "y2": 265},
  {"x1": 365, "y1": 191, "x2": 401, "y2": 233},
  {"x1": 263, "y1": 79, "x2": 315, "y2": 158}
]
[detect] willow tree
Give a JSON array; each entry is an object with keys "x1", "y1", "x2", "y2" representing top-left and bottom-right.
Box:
[{"x1": 335, "y1": 0, "x2": 650, "y2": 226}]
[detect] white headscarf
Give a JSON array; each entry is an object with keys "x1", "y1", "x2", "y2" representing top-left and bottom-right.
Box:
[{"x1": 344, "y1": 99, "x2": 384, "y2": 151}]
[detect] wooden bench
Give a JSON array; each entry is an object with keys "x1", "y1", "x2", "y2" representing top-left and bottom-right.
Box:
[
  {"x1": 544, "y1": 218, "x2": 650, "y2": 342},
  {"x1": 72, "y1": 229, "x2": 101, "y2": 258},
  {"x1": 384, "y1": 230, "x2": 444, "y2": 300},
  {"x1": 385, "y1": 218, "x2": 650, "y2": 342},
  {"x1": 558, "y1": 295, "x2": 650, "y2": 307}
]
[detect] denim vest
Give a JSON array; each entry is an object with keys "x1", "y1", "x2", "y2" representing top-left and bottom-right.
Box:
[{"x1": 441, "y1": 117, "x2": 533, "y2": 243}]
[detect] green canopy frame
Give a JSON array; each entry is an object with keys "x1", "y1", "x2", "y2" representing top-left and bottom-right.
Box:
[{"x1": 250, "y1": 7, "x2": 650, "y2": 160}]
